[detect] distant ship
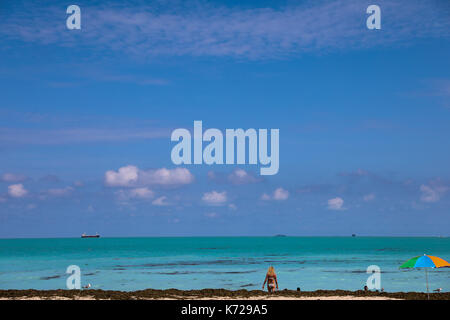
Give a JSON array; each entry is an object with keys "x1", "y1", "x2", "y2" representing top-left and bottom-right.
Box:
[
  {"x1": 352, "y1": 234, "x2": 356, "y2": 237},
  {"x1": 81, "y1": 233, "x2": 100, "y2": 238}
]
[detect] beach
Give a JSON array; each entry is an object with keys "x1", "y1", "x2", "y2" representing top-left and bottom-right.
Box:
[{"x1": 1, "y1": 288, "x2": 449, "y2": 300}]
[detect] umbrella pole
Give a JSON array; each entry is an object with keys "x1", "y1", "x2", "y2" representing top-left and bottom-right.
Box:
[{"x1": 425, "y1": 268, "x2": 429, "y2": 300}]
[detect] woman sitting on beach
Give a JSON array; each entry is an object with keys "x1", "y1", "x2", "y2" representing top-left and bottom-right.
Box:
[{"x1": 262, "y1": 266, "x2": 278, "y2": 293}]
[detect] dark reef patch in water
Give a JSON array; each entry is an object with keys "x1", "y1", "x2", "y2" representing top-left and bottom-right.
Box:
[
  {"x1": 114, "y1": 257, "x2": 390, "y2": 270},
  {"x1": 143, "y1": 270, "x2": 258, "y2": 275},
  {"x1": 40, "y1": 275, "x2": 61, "y2": 280},
  {"x1": 209, "y1": 270, "x2": 257, "y2": 274},
  {"x1": 322, "y1": 270, "x2": 396, "y2": 274},
  {"x1": 115, "y1": 258, "x2": 313, "y2": 269}
]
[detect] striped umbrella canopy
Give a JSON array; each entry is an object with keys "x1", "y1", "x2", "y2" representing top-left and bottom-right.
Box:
[
  {"x1": 400, "y1": 254, "x2": 450, "y2": 298},
  {"x1": 400, "y1": 254, "x2": 450, "y2": 269}
]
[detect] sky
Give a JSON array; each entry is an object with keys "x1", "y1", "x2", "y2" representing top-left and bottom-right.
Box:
[{"x1": 0, "y1": 0, "x2": 449, "y2": 238}]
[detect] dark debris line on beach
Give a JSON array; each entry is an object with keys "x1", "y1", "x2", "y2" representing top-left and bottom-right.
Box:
[{"x1": 0, "y1": 289, "x2": 449, "y2": 300}]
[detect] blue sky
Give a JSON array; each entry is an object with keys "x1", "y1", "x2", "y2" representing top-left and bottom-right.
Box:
[{"x1": 0, "y1": 0, "x2": 449, "y2": 238}]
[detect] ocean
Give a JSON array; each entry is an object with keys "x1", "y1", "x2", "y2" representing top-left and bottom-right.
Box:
[{"x1": 0, "y1": 237, "x2": 449, "y2": 292}]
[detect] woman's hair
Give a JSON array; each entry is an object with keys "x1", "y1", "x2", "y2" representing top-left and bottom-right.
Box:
[{"x1": 267, "y1": 266, "x2": 276, "y2": 276}]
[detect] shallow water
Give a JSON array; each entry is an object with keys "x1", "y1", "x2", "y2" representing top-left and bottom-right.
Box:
[{"x1": 0, "y1": 237, "x2": 449, "y2": 292}]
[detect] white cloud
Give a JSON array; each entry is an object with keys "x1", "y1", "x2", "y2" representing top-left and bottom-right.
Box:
[
  {"x1": 420, "y1": 184, "x2": 447, "y2": 203},
  {"x1": 129, "y1": 187, "x2": 154, "y2": 199},
  {"x1": 328, "y1": 197, "x2": 344, "y2": 210},
  {"x1": 8, "y1": 184, "x2": 28, "y2": 198},
  {"x1": 152, "y1": 196, "x2": 168, "y2": 206},
  {"x1": 0, "y1": 127, "x2": 168, "y2": 145},
  {"x1": 2, "y1": 2, "x2": 448, "y2": 60},
  {"x1": 140, "y1": 168, "x2": 194, "y2": 186},
  {"x1": 47, "y1": 186, "x2": 74, "y2": 197},
  {"x1": 202, "y1": 191, "x2": 227, "y2": 206},
  {"x1": 261, "y1": 193, "x2": 271, "y2": 201},
  {"x1": 363, "y1": 193, "x2": 375, "y2": 202},
  {"x1": 227, "y1": 169, "x2": 260, "y2": 185},
  {"x1": 261, "y1": 188, "x2": 289, "y2": 201},
  {"x1": 1, "y1": 173, "x2": 27, "y2": 183},
  {"x1": 105, "y1": 165, "x2": 139, "y2": 187},
  {"x1": 105, "y1": 165, "x2": 194, "y2": 187},
  {"x1": 273, "y1": 188, "x2": 289, "y2": 200},
  {"x1": 340, "y1": 169, "x2": 369, "y2": 177},
  {"x1": 117, "y1": 187, "x2": 154, "y2": 200}
]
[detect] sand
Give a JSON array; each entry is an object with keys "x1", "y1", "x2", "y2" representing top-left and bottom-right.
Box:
[
  {"x1": 0, "y1": 289, "x2": 447, "y2": 300},
  {"x1": 0, "y1": 295, "x2": 399, "y2": 300}
]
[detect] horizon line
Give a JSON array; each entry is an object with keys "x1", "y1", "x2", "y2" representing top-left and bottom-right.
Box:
[{"x1": 0, "y1": 235, "x2": 448, "y2": 240}]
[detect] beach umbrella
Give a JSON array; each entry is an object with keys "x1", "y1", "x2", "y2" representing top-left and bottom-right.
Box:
[{"x1": 399, "y1": 254, "x2": 450, "y2": 299}]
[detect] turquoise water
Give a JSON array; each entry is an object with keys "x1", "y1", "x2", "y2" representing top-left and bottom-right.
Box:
[{"x1": 0, "y1": 237, "x2": 449, "y2": 292}]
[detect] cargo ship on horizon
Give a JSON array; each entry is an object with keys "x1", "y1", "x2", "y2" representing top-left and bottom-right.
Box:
[{"x1": 81, "y1": 233, "x2": 100, "y2": 238}]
